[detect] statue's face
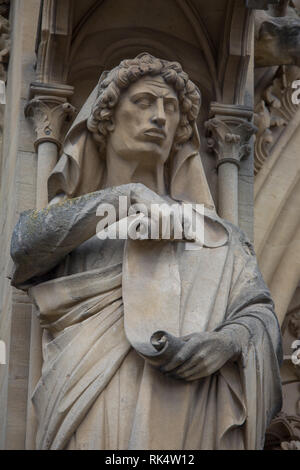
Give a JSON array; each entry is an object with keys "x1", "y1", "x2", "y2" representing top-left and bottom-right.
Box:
[{"x1": 107, "y1": 75, "x2": 180, "y2": 163}]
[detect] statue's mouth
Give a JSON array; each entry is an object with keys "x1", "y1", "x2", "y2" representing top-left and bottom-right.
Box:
[{"x1": 144, "y1": 128, "x2": 166, "y2": 140}]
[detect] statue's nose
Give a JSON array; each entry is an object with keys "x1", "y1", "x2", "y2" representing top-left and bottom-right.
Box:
[
  {"x1": 152, "y1": 115, "x2": 166, "y2": 127},
  {"x1": 152, "y1": 100, "x2": 166, "y2": 127}
]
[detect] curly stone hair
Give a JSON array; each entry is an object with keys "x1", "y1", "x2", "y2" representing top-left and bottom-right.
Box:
[{"x1": 87, "y1": 53, "x2": 201, "y2": 152}]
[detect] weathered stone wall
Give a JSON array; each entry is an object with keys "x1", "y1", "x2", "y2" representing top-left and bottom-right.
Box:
[{"x1": 0, "y1": 0, "x2": 40, "y2": 449}]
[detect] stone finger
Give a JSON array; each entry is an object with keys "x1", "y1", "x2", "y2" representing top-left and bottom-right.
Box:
[
  {"x1": 173, "y1": 352, "x2": 205, "y2": 375},
  {"x1": 160, "y1": 342, "x2": 198, "y2": 372}
]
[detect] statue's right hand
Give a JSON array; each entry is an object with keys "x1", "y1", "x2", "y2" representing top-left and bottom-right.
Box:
[{"x1": 128, "y1": 183, "x2": 187, "y2": 241}]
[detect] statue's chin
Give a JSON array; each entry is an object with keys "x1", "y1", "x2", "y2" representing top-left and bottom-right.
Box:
[{"x1": 117, "y1": 145, "x2": 170, "y2": 165}]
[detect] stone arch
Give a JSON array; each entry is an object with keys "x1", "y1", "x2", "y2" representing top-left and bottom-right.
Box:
[{"x1": 67, "y1": 0, "x2": 216, "y2": 111}]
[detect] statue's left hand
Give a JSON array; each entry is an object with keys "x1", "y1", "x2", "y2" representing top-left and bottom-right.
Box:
[{"x1": 159, "y1": 328, "x2": 248, "y2": 381}]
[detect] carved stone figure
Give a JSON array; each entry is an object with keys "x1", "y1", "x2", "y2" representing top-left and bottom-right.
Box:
[
  {"x1": 255, "y1": 8, "x2": 300, "y2": 67},
  {"x1": 11, "y1": 54, "x2": 282, "y2": 450}
]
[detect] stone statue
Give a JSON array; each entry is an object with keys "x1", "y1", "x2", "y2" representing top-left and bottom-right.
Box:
[{"x1": 11, "y1": 53, "x2": 283, "y2": 450}]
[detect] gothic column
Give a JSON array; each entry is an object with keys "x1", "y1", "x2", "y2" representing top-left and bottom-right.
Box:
[
  {"x1": 25, "y1": 83, "x2": 75, "y2": 209},
  {"x1": 24, "y1": 82, "x2": 75, "y2": 449},
  {"x1": 205, "y1": 103, "x2": 257, "y2": 225}
]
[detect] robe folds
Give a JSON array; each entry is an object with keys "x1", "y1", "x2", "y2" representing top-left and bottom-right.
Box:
[{"x1": 28, "y1": 220, "x2": 283, "y2": 450}]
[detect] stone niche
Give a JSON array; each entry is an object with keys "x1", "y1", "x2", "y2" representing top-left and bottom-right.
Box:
[
  {"x1": 57, "y1": 0, "x2": 225, "y2": 206},
  {"x1": 1, "y1": 0, "x2": 268, "y2": 450},
  {"x1": 34, "y1": 0, "x2": 256, "y2": 234}
]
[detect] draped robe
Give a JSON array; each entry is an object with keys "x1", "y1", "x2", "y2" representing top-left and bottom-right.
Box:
[{"x1": 26, "y1": 220, "x2": 282, "y2": 450}]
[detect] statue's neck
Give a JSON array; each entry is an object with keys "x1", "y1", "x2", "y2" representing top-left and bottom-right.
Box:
[{"x1": 104, "y1": 145, "x2": 167, "y2": 195}]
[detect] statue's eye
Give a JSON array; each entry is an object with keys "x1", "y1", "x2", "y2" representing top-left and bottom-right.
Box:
[
  {"x1": 165, "y1": 101, "x2": 177, "y2": 113},
  {"x1": 134, "y1": 97, "x2": 152, "y2": 108}
]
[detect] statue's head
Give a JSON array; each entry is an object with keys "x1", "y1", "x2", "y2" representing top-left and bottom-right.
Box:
[
  {"x1": 48, "y1": 53, "x2": 214, "y2": 208},
  {"x1": 87, "y1": 53, "x2": 201, "y2": 164}
]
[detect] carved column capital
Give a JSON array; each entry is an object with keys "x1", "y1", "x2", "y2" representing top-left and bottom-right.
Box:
[
  {"x1": 25, "y1": 83, "x2": 76, "y2": 150},
  {"x1": 265, "y1": 413, "x2": 300, "y2": 450},
  {"x1": 205, "y1": 104, "x2": 257, "y2": 169},
  {"x1": 25, "y1": 97, "x2": 75, "y2": 150}
]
